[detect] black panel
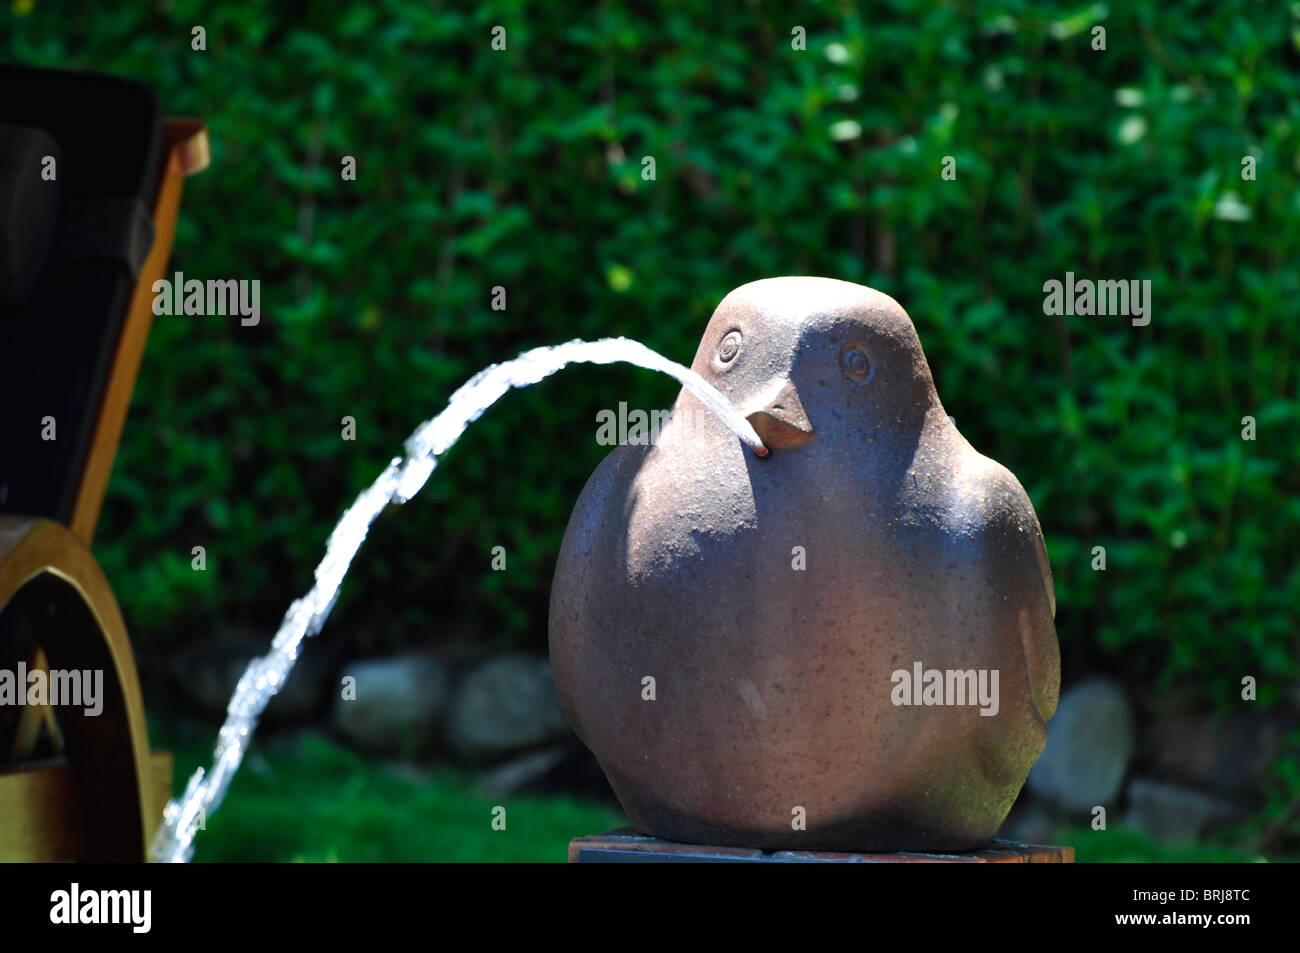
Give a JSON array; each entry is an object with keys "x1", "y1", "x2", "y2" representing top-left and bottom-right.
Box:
[{"x1": 0, "y1": 64, "x2": 165, "y2": 523}]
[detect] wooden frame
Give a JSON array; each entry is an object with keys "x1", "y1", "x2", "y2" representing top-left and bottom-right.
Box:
[
  {"x1": 69, "y1": 118, "x2": 210, "y2": 547},
  {"x1": 0, "y1": 517, "x2": 159, "y2": 860}
]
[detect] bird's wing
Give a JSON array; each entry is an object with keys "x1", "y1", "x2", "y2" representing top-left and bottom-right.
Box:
[{"x1": 967, "y1": 457, "x2": 1060, "y2": 724}]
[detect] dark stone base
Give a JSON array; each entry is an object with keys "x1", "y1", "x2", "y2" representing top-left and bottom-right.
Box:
[{"x1": 569, "y1": 828, "x2": 1074, "y2": 863}]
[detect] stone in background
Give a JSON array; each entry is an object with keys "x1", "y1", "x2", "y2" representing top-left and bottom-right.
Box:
[
  {"x1": 330, "y1": 653, "x2": 449, "y2": 757},
  {"x1": 445, "y1": 653, "x2": 571, "y2": 761},
  {"x1": 1027, "y1": 677, "x2": 1135, "y2": 814}
]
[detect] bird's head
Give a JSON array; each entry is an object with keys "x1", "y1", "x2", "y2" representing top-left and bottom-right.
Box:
[{"x1": 690, "y1": 277, "x2": 941, "y2": 455}]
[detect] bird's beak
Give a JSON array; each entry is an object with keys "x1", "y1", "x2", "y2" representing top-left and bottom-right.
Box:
[{"x1": 744, "y1": 380, "x2": 814, "y2": 451}]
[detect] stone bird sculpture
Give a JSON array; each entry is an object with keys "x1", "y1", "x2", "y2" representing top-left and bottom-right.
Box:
[{"x1": 549, "y1": 277, "x2": 1059, "y2": 851}]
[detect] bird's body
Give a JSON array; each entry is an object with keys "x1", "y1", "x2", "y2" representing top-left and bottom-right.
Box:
[{"x1": 549, "y1": 277, "x2": 1058, "y2": 851}]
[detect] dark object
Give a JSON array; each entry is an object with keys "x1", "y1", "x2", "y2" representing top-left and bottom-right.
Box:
[
  {"x1": 0, "y1": 62, "x2": 208, "y2": 861},
  {"x1": 569, "y1": 829, "x2": 1073, "y2": 863},
  {"x1": 0, "y1": 63, "x2": 163, "y2": 528},
  {"x1": 550, "y1": 277, "x2": 1060, "y2": 852},
  {"x1": 0, "y1": 122, "x2": 61, "y2": 311}
]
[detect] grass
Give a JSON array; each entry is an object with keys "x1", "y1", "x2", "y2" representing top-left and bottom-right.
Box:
[
  {"x1": 156, "y1": 723, "x2": 625, "y2": 862},
  {"x1": 1049, "y1": 824, "x2": 1277, "y2": 863},
  {"x1": 153, "y1": 721, "x2": 1288, "y2": 862}
]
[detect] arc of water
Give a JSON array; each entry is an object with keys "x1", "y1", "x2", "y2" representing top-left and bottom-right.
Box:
[{"x1": 149, "y1": 337, "x2": 765, "y2": 862}]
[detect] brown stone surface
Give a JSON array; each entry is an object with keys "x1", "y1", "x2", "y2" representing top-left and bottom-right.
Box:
[{"x1": 550, "y1": 278, "x2": 1060, "y2": 852}]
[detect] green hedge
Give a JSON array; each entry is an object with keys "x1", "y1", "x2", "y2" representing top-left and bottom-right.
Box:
[{"x1": 7, "y1": 1, "x2": 1297, "y2": 707}]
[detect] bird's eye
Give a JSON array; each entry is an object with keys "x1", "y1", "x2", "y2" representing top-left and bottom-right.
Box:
[
  {"x1": 840, "y1": 341, "x2": 873, "y2": 383},
  {"x1": 717, "y1": 330, "x2": 743, "y2": 364}
]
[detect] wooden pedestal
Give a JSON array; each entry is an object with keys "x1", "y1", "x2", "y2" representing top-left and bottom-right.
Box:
[{"x1": 569, "y1": 828, "x2": 1074, "y2": 863}]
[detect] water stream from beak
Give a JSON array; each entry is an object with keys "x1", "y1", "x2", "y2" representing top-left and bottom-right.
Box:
[{"x1": 149, "y1": 337, "x2": 765, "y2": 862}]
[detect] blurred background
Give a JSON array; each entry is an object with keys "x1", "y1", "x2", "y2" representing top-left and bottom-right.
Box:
[{"x1": 4, "y1": 0, "x2": 1297, "y2": 860}]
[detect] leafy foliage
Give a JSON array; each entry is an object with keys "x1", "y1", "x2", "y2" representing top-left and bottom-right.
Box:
[{"x1": 6, "y1": 1, "x2": 1297, "y2": 707}]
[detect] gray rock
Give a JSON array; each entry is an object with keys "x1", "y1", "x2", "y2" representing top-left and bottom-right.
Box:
[
  {"x1": 1124, "y1": 778, "x2": 1241, "y2": 842},
  {"x1": 1141, "y1": 711, "x2": 1296, "y2": 798},
  {"x1": 476, "y1": 744, "x2": 573, "y2": 799},
  {"x1": 182, "y1": 637, "x2": 334, "y2": 725},
  {"x1": 1027, "y1": 677, "x2": 1135, "y2": 813},
  {"x1": 330, "y1": 654, "x2": 448, "y2": 756},
  {"x1": 445, "y1": 654, "x2": 572, "y2": 760}
]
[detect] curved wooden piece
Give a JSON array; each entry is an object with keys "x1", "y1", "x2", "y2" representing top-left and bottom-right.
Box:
[
  {"x1": 68, "y1": 119, "x2": 209, "y2": 545},
  {"x1": 0, "y1": 516, "x2": 154, "y2": 860}
]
